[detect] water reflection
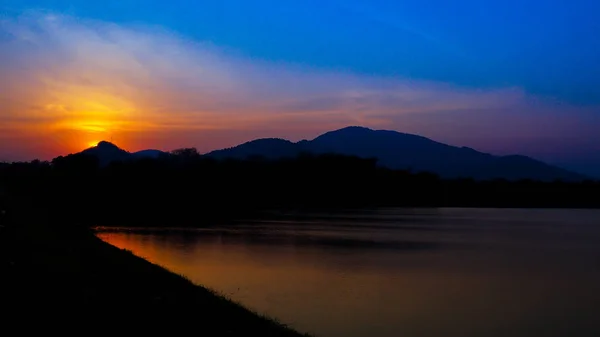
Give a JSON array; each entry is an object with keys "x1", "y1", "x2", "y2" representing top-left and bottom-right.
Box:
[{"x1": 97, "y1": 208, "x2": 600, "y2": 337}]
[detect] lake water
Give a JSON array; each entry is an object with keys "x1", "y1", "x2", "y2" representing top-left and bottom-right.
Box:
[{"x1": 97, "y1": 208, "x2": 600, "y2": 337}]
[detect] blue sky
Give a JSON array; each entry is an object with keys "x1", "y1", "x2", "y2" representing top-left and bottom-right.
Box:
[
  {"x1": 4, "y1": 0, "x2": 599, "y2": 103},
  {"x1": 1, "y1": 0, "x2": 599, "y2": 175}
]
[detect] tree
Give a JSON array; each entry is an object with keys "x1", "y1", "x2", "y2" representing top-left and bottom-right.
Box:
[{"x1": 170, "y1": 148, "x2": 200, "y2": 159}]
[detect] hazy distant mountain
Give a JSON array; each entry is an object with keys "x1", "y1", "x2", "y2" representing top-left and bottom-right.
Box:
[
  {"x1": 208, "y1": 138, "x2": 302, "y2": 160},
  {"x1": 206, "y1": 126, "x2": 586, "y2": 181},
  {"x1": 132, "y1": 149, "x2": 166, "y2": 159},
  {"x1": 556, "y1": 158, "x2": 600, "y2": 180}
]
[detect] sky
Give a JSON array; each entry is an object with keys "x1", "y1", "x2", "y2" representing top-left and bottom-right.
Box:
[{"x1": 1, "y1": 1, "x2": 599, "y2": 175}]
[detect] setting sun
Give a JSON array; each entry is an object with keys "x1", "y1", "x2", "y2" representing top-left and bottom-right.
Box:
[{"x1": 87, "y1": 141, "x2": 99, "y2": 148}]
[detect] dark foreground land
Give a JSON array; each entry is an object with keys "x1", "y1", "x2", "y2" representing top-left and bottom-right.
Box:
[
  {"x1": 0, "y1": 210, "x2": 305, "y2": 336},
  {"x1": 1, "y1": 152, "x2": 598, "y2": 335}
]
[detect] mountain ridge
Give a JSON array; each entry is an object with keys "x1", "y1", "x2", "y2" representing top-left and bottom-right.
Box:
[
  {"x1": 205, "y1": 126, "x2": 586, "y2": 181},
  {"x1": 72, "y1": 126, "x2": 587, "y2": 181}
]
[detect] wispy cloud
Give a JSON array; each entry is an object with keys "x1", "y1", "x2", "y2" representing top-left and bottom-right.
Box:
[{"x1": 0, "y1": 11, "x2": 597, "y2": 161}]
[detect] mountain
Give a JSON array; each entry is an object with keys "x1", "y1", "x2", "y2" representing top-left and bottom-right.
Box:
[
  {"x1": 74, "y1": 127, "x2": 586, "y2": 181},
  {"x1": 556, "y1": 158, "x2": 600, "y2": 180},
  {"x1": 132, "y1": 149, "x2": 166, "y2": 159},
  {"x1": 208, "y1": 138, "x2": 301, "y2": 160},
  {"x1": 81, "y1": 141, "x2": 132, "y2": 167},
  {"x1": 79, "y1": 142, "x2": 166, "y2": 166},
  {"x1": 206, "y1": 126, "x2": 586, "y2": 181}
]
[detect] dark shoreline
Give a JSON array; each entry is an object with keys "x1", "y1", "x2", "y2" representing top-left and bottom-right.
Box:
[{"x1": 0, "y1": 211, "x2": 307, "y2": 336}]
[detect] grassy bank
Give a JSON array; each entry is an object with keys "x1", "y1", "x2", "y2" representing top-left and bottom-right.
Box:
[{"x1": 0, "y1": 210, "x2": 307, "y2": 336}]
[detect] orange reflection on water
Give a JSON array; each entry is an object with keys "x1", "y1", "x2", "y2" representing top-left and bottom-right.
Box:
[{"x1": 97, "y1": 213, "x2": 600, "y2": 337}]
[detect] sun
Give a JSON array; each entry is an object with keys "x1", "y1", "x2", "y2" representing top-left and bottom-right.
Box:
[{"x1": 87, "y1": 141, "x2": 99, "y2": 148}]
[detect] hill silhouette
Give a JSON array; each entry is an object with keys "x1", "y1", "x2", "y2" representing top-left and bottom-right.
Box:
[
  {"x1": 131, "y1": 149, "x2": 165, "y2": 159},
  {"x1": 70, "y1": 126, "x2": 585, "y2": 181},
  {"x1": 208, "y1": 138, "x2": 302, "y2": 160},
  {"x1": 81, "y1": 141, "x2": 131, "y2": 166},
  {"x1": 78, "y1": 142, "x2": 167, "y2": 166},
  {"x1": 206, "y1": 126, "x2": 585, "y2": 181}
]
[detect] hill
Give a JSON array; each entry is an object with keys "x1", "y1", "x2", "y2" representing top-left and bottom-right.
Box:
[
  {"x1": 70, "y1": 127, "x2": 586, "y2": 181},
  {"x1": 208, "y1": 138, "x2": 301, "y2": 160},
  {"x1": 78, "y1": 142, "x2": 167, "y2": 166},
  {"x1": 206, "y1": 126, "x2": 585, "y2": 181},
  {"x1": 80, "y1": 141, "x2": 132, "y2": 167}
]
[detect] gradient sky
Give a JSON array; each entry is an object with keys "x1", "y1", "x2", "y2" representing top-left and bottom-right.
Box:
[{"x1": 1, "y1": 1, "x2": 599, "y2": 175}]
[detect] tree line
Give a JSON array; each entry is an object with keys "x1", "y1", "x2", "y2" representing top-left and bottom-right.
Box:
[{"x1": 1, "y1": 149, "x2": 599, "y2": 228}]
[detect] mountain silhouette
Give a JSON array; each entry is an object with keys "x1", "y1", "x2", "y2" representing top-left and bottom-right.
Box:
[
  {"x1": 81, "y1": 141, "x2": 131, "y2": 167},
  {"x1": 80, "y1": 142, "x2": 165, "y2": 166},
  {"x1": 208, "y1": 138, "x2": 302, "y2": 160},
  {"x1": 205, "y1": 126, "x2": 586, "y2": 181},
  {"x1": 73, "y1": 127, "x2": 586, "y2": 181},
  {"x1": 131, "y1": 149, "x2": 165, "y2": 159}
]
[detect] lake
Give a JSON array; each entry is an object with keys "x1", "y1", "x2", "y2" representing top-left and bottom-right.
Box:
[{"x1": 97, "y1": 208, "x2": 600, "y2": 337}]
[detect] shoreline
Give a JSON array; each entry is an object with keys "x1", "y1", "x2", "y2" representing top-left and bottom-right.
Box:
[{"x1": 0, "y1": 212, "x2": 307, "y2": 336}]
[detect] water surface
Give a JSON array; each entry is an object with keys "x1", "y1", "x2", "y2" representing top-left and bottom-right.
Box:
[{"x1": 97, "y1": 208, "x2": 600, "y2": 337}]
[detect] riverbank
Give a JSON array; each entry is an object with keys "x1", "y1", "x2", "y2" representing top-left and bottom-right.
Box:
[{"x1": 0, "y1": 211, "x2": 307, "y2": 336}]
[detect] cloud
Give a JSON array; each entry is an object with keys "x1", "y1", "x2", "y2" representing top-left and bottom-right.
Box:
[{"x1": 0, "y1": 10, "x2": 598, "y2": 162}]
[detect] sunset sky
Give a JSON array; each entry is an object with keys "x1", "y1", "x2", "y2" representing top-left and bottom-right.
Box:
[{"x1": 1, "y1": 1, "x2": 599, "y2": 175}]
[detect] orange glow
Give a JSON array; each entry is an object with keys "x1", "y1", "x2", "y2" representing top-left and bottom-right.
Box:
[
  {"x1": 97, "y1": 228, "x2": 600, "y2": 337},
  {"x1": 28, "y1": 80, "x2": 147, "y2": 155}
]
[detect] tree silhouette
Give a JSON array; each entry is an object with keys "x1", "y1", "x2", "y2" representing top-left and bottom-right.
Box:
[
  {"x1": 171, "y1": 148, "x2": 200, "y2": 159},
  {"x1": 0, "y1": 152, "x2": 598, "y2": 229}
]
